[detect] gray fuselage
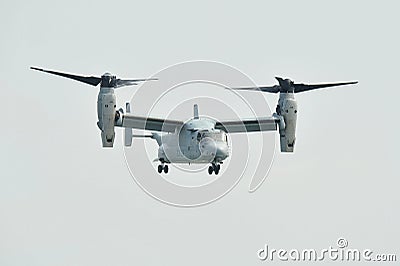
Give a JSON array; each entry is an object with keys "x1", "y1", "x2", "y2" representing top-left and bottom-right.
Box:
[{"x1": 156, "y1": 118, "x2": 229, "y2": 164}]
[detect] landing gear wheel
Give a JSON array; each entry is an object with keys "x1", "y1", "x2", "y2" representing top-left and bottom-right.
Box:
[
  {"x1": 212, "y1": 163, "x2": 220, "y2": 175},
  {"x1": 214, "y1": 165, "x2": 220, "y2": 175},
  {"x1": 158, "y1": 165, "x2": 163, "y2": 173},
  {"x1": 164, "y1": 164, "x2": 169, "y2": 174},
  {"x1": 208, "y1": 166, "x2": 213, "y2": 175}
]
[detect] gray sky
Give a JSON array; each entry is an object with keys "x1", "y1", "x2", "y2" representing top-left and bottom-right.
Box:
[{"x1": 1, "y1": 1, "x2": 399, "y2": 265}]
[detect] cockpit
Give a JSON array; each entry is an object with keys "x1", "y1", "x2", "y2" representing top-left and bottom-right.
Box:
[{"x1": 196, "y1": 130, "x2": 227, "y2": 143}]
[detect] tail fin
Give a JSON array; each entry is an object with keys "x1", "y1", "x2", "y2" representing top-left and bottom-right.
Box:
[{"x1": 194, "y1": 104, "x2": 199, "y2": 119}]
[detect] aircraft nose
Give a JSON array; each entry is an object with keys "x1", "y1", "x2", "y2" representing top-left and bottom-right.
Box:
[
  {"x1": 215, "y1": 142, "x2": 229, "y2": 160},
  {"x1": 199, "y1": 139, "x2": 228, "y2": 159}
]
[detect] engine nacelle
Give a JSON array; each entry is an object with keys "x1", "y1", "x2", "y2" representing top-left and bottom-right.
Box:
[
  {"x1": 97, "y1": 88, "x2": 117, "y2": 148},
  {"x1": 277, "y1": 95, "x2": 297, "y2": 152},
  {"x1": 100, "y1": 109, "x2": 116, "y2": 148},
  {"x1": 101, "y1": 131, "x2": 114, "y2": 147},
  {"x1": 124, "y1": 102, "x2": 133, "y2": 147}
]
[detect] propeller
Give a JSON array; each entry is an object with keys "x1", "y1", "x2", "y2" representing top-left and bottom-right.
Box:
[
  {"x1": 230, "y1": 77, "x2": 358, "y2": 93},
  {"x1": 30, "y1": 67, "x2": 157, "y2": 88}
]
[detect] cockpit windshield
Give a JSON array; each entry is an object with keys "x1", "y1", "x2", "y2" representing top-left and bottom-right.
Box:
[{"x1": 197, "y1": 131, "x2": 227, "y2": 142}]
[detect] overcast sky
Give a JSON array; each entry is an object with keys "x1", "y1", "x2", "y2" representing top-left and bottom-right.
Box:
[{"x1": 1, "y1": 1, "x2": 399, "y2": 265}]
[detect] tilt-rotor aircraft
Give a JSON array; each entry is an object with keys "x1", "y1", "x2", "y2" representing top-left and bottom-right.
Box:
[{"x1": 31, "y1": 67, "x2": 357, "y2": 175}]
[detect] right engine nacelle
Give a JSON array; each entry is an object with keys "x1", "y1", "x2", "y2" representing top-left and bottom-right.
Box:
[{"x1": 278, "y1": 97, "x2": 297, "y2": 152}]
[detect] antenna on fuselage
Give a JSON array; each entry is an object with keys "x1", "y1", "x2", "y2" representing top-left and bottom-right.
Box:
[{"x1": 194, "y1": 104, "x2": 199, "y2": 119}]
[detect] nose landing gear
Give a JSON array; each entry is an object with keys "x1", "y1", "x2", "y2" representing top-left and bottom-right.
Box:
[
  {"x1": 157, "y1": 164, "x2": 169, "y2": 174},
  {"x1": 208, "y1": 163, "x2": 221, "y2": 175}
]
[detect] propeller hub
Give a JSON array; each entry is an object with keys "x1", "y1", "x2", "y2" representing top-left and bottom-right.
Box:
[
  {"x1": 101, "y1": 73, "x2": 117, "y2": 87},
  {"x1": 276, "y1": 77, "x2": 294, "y2": 92}
]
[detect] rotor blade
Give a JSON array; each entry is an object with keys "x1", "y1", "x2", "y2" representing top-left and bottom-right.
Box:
[
  {"x1": 275, "y1": 76, "x2": 285, "y2": 85},
  {"x1": 127, "y1": 78, "x2": 158, "y2": 82},
  {"x1": 115, "y1": 80, "x2": 138, "y2": 88},
  {"x1": 115, "y1": 78, "x2": 158, "y2": 88},
  {"x1": 31, "y1": 67, "x2": 101, "y2": 86},
  {"x1": 293, "y1": 81, "x2": 358, "y2": 93},
  {"x1": 228, "y1": 85, "x2": 281, "y2": 93}
]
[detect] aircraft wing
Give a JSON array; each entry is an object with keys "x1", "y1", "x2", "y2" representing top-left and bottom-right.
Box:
[
  {"x1": 215, "y1": 117, "x2": 278, "y2": 133},
  {"x1": 121, "y1": 114, "x2": 184, "y2": 132}
]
